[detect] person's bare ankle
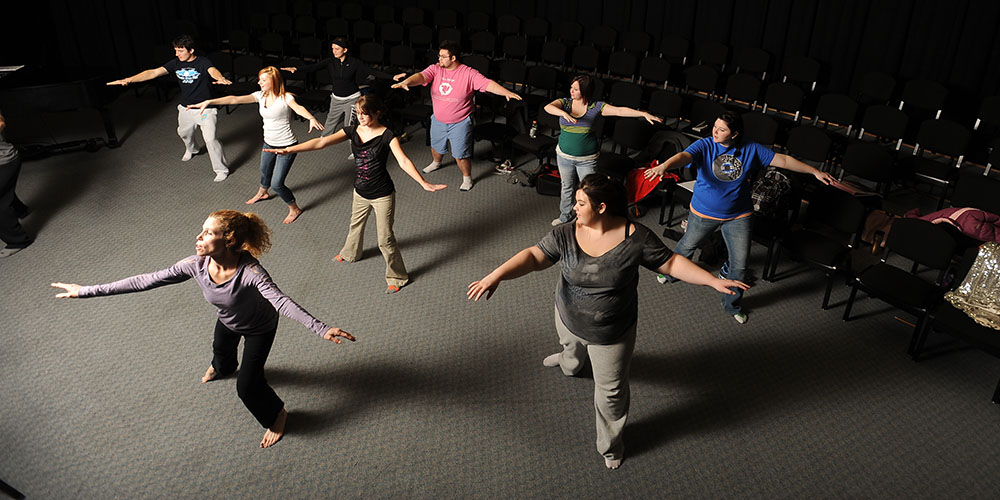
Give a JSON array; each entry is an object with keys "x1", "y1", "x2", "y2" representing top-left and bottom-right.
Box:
[
  {"x1": 260, "y1": 408, "x2": 287, "y2": 448},
  {"x1": 201, "y1": 365, "x2": 217, "y2": 383}
]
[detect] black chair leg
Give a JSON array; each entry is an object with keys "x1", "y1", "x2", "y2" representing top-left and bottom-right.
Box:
[
  {"x1": 909, "y1": 318, "x2": 931, "y2": 361},
  {"x1": 993, "y1": 378, "x2": 1000, "y2": 404},
  {"x1": 822, "y1": 273, "x2": 834, "y2": 309},
  {"x1": 843, "y1": 283, "x2": 859, "y2": 321},
  {"x1": 907, "y1": 314, "x2": 928, "y2": 356}
]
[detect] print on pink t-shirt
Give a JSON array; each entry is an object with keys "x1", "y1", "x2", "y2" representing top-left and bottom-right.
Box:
[{"x1": 420, "y1": 64, "x2": 490, "y2": 124}]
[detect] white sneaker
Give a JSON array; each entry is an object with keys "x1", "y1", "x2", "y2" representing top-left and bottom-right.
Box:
[
  {"x1": 423, "y1": 162, "x2": 442, "y2": 173},
  {"x1": 494, "y1": 159, "x2": 513, "y2": 175},
  {"x1": 542, "y1": 353, "x2": 561, "y2": 367},
  {"x1": 347, "y1": 153, "x2": 354, "y2": 160},
  {"x1": 213, "y1": 172, "x2": 229, "y2": 182},
  {"x1": 460, "y1": 178, "x2": 473, "y2": 191},
  {"x1": 656, "y1": 274, "x2": 668, "y2": 284},
  {"x1": 181, "y1": 150, "x2": 194, "y2": 161},
  {"x1": 733, "y1": 313, "x2": 748, "y2": 324},
  {"x1": 551, "y1": 218, "x2": 562, "y2": 226}
]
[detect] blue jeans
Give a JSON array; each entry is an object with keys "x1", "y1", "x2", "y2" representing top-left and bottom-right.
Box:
[
  {"x1": 556, "y1": 153, "x2": 598, "y2": 222},
  {"x1": 260, "y1": 142, "x2": 297, "y2": 204},
  {"x1": 671, "y1": 212, "x2": 752, "y2": 315}
]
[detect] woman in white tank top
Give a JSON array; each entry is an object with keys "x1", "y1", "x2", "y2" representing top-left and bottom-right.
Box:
[{"x1": 190, "y1": 66, "x2": 323, "y2": 224}]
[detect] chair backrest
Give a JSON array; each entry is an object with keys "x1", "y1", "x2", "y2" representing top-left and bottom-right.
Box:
[
  {"x1": 660, "y1": 37, "x2": 689, "y2": 65},
  {"x1": 469, "y1": 31, "x2": 496, "y2": 56},
  {"x1": 607, "y1": 51, "x2": 638, "y2": 80},
  {"x1": 763, "y1": 82, "x2": 804, "y2": 121},
  {"x1": 887, "y1": 218, "x2": 956, "y2": 270},
  {"x1": 401, "y1": 7, "x2": 424, "y2": 26},
  {"x1": 359, "y1": 42, "x2": 384, "y2": 67},
  {"x1": 571, "y1": 45, "x2": 600, "y2": 74},
  {"x1": 688, "y1": 100, "x2": 726, "y2": 129},
  {"x1": 497, "y1": 60, "x2": 527, "y2": 90},
  {"x1": 899, "y1": 79, "x2": 948, "y2": 118},
  {"x1": 975, "y1": 95, "x2": 1000, "y2": 130},
  {"x1": 782, "y1": 55, "x2": 821, "y2": 90},
  {"x1": 298, "y1": 36, "x2": 323, "y2": 61},
  {"x1": 466, "y1": 12, "x2": 491, "y2": 34},
  {"x1": 463, "y1": 54, "x2": 491, "y2": 76},
  {"x1": 684, "y1": 64, "x2": 719, "y2": 96},
  {"x1": 857, "y1": 71, "x2": 896, "y2": 105},
  {"x1": 813, "y1": 93, "x2": 858, "y2": 132},
  {"x1": 621, "y1": 31, "x2": 651, "y2": 56},
  {"x1": 523, "y1": 17, "x2": 549, "y2": 40},
  {"x1": 724, "y1": 73, "x2": 761, "y2": 109},
  {"x1": 613, "y1": 117, "x2": 654, "y2": 152},
  {"x1": 742, "y1": 112, "x2": 778, "y2": 146},
  {"x1": 649, "y1": 90, "x2": 683, "y2": 122},
  {"x1": 951, "y1": 173, "x2": 1000, "y2": 214},
  {"x1": 373, "y1": 5, "x2": 395, "y2": 24},
  {"x1": 380, "y1": 23, "x2": 404, "y2": 45},
  {"x1": 541, "y1": 41, "x2": 567, "y2": 67},
  {"x1": 639, "y1": 56, "x2": 670, "y2": 87},
  {"x1": 733, "y1": 46, "x2": 770, "y2": 79},
  {"x1": 590, "y1": 25, "x2": 618, "y2": 52},
  {"x1": 502, "y1": 35, "x2": 528, "y2": 61},
  {"x1": 859, "y1": 105, "x2": 908, "y2": 148},
  {"x1": 324, "y1": 18, "x2": 348, "y2": 39},
  {"x1": 525, "y1": 65, "x2": 558, "y2": 92},
  {"x1": 434, "y1": 9, "x2": 458, "y2": 29},
  {"x1": 388, "y1": 45, "x2": 416, "y2": 71},
  {"x1": 696, "y1": 41, "x2": 728, "y2": 71},
  {"x1": 555, "y1": 20, "x2": 583, "y2": 44},
  {"x1": 785, "y1": 125, "x2": 832, "y2": 164},
  {"x1": 608, "y1": 81, "x2": 642, "y2": 109},
  {"x1": 841, "y1": 142, "x2": 893, "y2": 183},
  {"x1": 496, "y1": 15, "x2": 520, "y2": 37},
  {"x1": 807, "y1": 186, "x2": 868, "y2": 238},
  {"x1": 913, "y1": 118, "x2": 970, "y2": 161},
  {"x1": 340, "y1": 3, "x2": 363, "y2": 22}
]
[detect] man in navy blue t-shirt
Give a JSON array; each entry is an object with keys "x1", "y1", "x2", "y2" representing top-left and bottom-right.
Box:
[{"x1": 108, "y1": 34, "x2": 232, "y2": 182}]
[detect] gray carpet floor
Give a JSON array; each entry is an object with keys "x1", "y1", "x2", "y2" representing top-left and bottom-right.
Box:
[{"x1": 1, "y1": 92, "x2": 999, "y2": 498}]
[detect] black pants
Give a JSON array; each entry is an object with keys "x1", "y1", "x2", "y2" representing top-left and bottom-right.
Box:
[
  {"x1": 212, "y1": 319, "x2": 284, "y2": 428},
  {"x1": 0, "y1": 156, "x2": 32, "y2": 249}
]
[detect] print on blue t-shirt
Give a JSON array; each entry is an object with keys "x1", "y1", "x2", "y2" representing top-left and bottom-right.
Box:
[{"x1": 684, "y1": 137, "x2": 776, "y2": 219}]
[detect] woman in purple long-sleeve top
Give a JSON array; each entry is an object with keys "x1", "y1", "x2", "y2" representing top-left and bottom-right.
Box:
[{"x1": 51, "y1": 210, "x2": 355, "y2": 448}]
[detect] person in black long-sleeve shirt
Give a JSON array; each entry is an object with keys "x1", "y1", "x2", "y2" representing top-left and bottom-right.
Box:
[{"x1": 282, "y1": 37, "x2": 404, "y2": 140}]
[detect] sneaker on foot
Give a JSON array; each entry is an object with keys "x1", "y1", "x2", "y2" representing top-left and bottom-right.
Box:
[
  {"x1": 423, "y1": 162, "x2": 442, "y2": 173},
  {"x1": 460, "y1": 178, "x2": 473, "y2": 191},
  {"x1": 656, "y1": 274, "x2": 668, "y2": 284},
  {"x1": 213, "y1": 172, "x2": 228, "y2": 182},
  {"x1": 542, "y1": 353, "x2": 561, "y2": 367},
  {"x1": 551, "y1": 218, "x2": 563, "y2": 226},
  {"x1": 0, "y1": 246, "x2": 26, "y2": 257},
  {"x1": 181, "y1": 150, "x2": 194, "y2": 161},
  {"x1": 385, "y1": 285, "x2": 401, "y2": 294},
  {"x1": 347, "y1": 153, "x2": 354, "y2": 160},
  {"x1": 333, "y1": 254, "x2": 346, "y2": 262},
  {"x1": 733, "y1": 313, "x2": 748, "y2": 324},
  {"x1": 605, "y1": 457, "x2": 622, "y2": 469}
]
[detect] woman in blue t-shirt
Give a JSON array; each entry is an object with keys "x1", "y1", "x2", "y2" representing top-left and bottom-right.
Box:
[{"x1": 644, "y1": 111, "x2": 835, "y2": 324}]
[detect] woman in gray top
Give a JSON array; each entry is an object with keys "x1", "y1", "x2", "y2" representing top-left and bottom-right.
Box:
[
  {"x1": 468, "y1": 174, "x2": 747, "y2": 469},
  {"x1": 51, "y1": 210, "x2": 355, "y2": 448}
]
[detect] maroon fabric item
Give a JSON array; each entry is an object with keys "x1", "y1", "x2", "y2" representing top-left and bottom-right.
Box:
[{"x1": 908, "y1": 207, "x2": 1000, "y2": 243}]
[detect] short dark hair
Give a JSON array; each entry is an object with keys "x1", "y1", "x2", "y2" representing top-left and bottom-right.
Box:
[
  {"x1": 439, "y1": 40, "x2": 461, "y2": 60},
  {"x1": 717, "y1": 111, "x2": 744, "y2": 144},
  {"x1": 579, "y1": 173, "x2": 628, "y2": 218},
  {"x1": 355, "y1": 94, "x2": 385, "y2": 119},
  {"x1": 172, "y1": 34, "x2": 196, "y2": 51},
  {"x1": 330, "y1": 37, "x2": 349, "y2": 51},
  {"x1": 571, "y1": 75, "x2": 594, "y2": 104}
]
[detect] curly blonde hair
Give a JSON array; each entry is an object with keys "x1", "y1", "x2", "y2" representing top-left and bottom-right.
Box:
[{"x1": 209, "y1": 210, "x2": 272, "y2": 257}]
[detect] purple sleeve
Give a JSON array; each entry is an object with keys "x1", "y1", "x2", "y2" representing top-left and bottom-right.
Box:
[
  {"x1": 249, "y1": 265, "x2": 332, "y2": 337},
  {"x1": 77, "y1": 257, "x2": 197, "y2": 297}
]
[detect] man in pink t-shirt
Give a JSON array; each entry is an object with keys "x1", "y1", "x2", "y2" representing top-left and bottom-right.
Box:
[{"x1": 393, "y1": 41, "x2": 521, "y2": 191}]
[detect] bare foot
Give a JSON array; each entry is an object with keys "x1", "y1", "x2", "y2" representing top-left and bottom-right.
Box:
[
  {"x1": 245, "y1": 191, "x2": 271, "y2": 204},
  {"x1": 260, "y1": 408, "x2": 287, "y2": 448},
  {"x1": 201, "y1": 365, "x2": 217, "y2": 384},
  {"x1": 283, "y1": 207, "x2": 303, "y2": 224}
]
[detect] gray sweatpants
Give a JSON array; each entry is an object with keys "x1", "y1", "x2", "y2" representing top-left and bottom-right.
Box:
[
  {"x1": 552, "y1": 306, "x2": 636, "y2": 461},
  {"x1": 321, "y1": 93, "x2": 359, "y2": 137},
  {"x1": 176, "y1": 105, "x2": 229, "y2": 175}
]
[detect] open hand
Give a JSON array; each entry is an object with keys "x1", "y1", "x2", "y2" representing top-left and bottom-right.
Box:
[
  {"x1": 711, "y1": 278, "x2": 750, "y2": 295},
  {"x1": 51, "y1": 282, "x2": 82, "y2": 298},
  {"x1": 323, "y1": 327, "x2": 356, "y2": 343},
  {"x1": 467, "y1": 277, "x2": 499, "y2": 301}
]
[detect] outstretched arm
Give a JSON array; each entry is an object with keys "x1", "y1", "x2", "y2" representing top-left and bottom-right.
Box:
[
  {"x1": 286, "y1": 94, "x2": 324, "y2": 133},
  {"x1": 264, "y1": 129, "x2": 349, "y2": 154},
  {"x1": 391, "y1": 72, "x2": 427, "y2": 91},
  {"x1": 602, "y1": 103, "x2": 662, "y2": 125},
  {"x1": 107, "y1": 66, "x2": 168, "y2": 86},
  {"x1": 770, "y1": 153, "x2": 835, "y2": 185},
  {"x1": 467, "y1": 246, "x2": 553, "y2": 301},
  {"x1": 656, "y1": 254, "x2": 749, "y2": 294},
  {"x1": 389, "y1": 137, "x2": 446, "y2": 191},
  {"x1": 187, "y1": 94, "x2": 255, "y2": 112},
  {"x1": 643, "y1": 151, "x2": 694, "y2": 180},
  {"x1": 485, "y1": 81, "x2": 522, "y2": 101},
  {"x1": 207, "y1": 66, "x2": 232, "y2": 85}
]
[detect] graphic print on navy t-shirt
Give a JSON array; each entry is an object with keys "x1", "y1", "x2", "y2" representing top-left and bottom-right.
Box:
[
  {"x1": 175, "y1": 67, "x2": 201, "y2": 84},
  {"x1": 712, "y1": 153, "x2": 743, "y2": 182}
]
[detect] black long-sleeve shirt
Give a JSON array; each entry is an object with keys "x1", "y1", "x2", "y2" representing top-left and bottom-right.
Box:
[{"x1": 296, "y1": 55, "x2": 393, "y2": 98}]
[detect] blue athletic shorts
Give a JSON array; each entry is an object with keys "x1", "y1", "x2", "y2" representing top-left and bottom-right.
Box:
[{"x1": 429, "y1": 114, "x2": 474, "y2": 159}]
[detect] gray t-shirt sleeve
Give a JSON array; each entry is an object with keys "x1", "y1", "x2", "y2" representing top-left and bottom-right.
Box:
[{"x1": 77, "y1": 257, "x2": 197, "y2": 297}]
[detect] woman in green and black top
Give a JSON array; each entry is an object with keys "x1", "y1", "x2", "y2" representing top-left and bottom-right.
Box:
[{"x1": 543, "y1": 75, "x2": 662, "y2": 227}]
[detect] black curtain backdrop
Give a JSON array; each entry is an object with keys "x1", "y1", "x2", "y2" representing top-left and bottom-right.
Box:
[{"x1": 5, "y1": 0, "x2": 999, "y2": 122}]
